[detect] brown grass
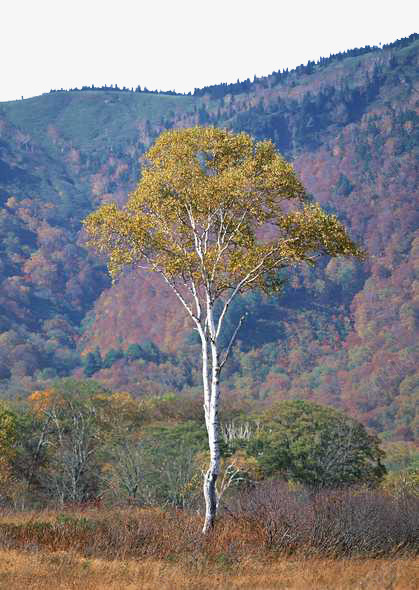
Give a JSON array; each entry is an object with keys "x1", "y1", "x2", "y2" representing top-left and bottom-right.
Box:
[
  {"x1": 4, "y1": 484, "x2": 417, "y2": 560},
  {"x1": 0, "y1": 549, "x2": 417, "y2": 590},
  {"x1": 0, "y1": 497, "x2": 417, "y2": 590}
]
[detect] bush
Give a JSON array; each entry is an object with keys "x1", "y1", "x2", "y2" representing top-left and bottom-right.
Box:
[
  {"x1": 229, "y1": 480, "x2": 419, "y2": 556},
  {"x1": 0, "y1": 486, "x2": 417, "y2": 560}
]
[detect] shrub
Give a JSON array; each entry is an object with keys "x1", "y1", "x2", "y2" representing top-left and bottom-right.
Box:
[{"x1": 228, "y1": 480, "x2": 419, "y2": 556}]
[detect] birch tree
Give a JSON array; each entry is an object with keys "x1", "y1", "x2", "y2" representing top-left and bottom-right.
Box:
[{"x1": 83, "y1": 127, "x2": 363, "y2": 532}]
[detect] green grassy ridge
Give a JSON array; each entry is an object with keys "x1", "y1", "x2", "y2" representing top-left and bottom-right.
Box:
[{"x1": 1, "y1": 91, "x2": 196, "y2": 153}]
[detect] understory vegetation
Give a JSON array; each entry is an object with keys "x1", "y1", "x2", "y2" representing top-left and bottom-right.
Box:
[
  {"x1": 0, "y1": 484, "x2": 417, "y2": 589},
  {"x1": 1, "y1": 484, "x2": 417, "y2": 559},
  {"x1": 1, "y1": 386, "x2": 416, "y2": 587},
  {"x1": 2, "y1": 380, "x2": 416, "y2": 511}
]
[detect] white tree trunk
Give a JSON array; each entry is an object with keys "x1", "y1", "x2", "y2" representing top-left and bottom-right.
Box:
[
  {"x1": 202, "y1": 301, "x2": 222, "y2": 533},
  {"x1": 164, "y1": 271, "x2": 244, "y2": 532}
]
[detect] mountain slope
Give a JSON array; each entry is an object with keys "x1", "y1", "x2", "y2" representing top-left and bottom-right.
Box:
[{"x1": 0, "y1": 34, "x2": 417, "y2": 439}]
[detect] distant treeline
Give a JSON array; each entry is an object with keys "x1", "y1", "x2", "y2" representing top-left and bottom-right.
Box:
[
  {"x1": 48, "y1": 84, "x2": 186, "y2": 96},
  {"x1": 46, "y1": 33, "x2": 417, "y2": 101},
  {"x1": 194, "y1": 33, "x2": 419, "y2": 98}
]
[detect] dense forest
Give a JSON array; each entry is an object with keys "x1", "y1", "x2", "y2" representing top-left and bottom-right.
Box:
[{"x1": 0, "y1": 34, "x2": 417, "y2": 448}]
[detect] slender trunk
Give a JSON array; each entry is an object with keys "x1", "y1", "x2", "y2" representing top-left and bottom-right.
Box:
[
  {"x1": 202, "y1": 369, "x2": 221, "y2": 532},
  {"x1": 200, "y1": 328, "x2": 210, "y2": 430},
  {"x1": 202, "y1": 301, "x2": 221, "y2": 533}
]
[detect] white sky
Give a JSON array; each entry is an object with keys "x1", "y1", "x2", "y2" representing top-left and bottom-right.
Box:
[{"x1": 1, "y1": 0, "x2": 417, "y2": 102}]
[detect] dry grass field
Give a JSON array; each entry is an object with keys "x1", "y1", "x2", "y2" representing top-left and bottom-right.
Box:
[
  {"x1": 0, "y1": 549, "x2": 417, "y2": 590},
  {"x1": 0, "y1": 499, "x2": 417, "y2": 590}
]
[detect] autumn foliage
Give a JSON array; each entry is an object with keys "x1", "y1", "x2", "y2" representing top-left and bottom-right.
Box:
[{"x1": 0, "y1": 35, "x2": 417, "y2": 443}]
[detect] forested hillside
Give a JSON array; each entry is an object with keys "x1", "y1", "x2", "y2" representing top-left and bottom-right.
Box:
[{"x1": 0, "y1": 34, "x2": 417, "y2": 441}]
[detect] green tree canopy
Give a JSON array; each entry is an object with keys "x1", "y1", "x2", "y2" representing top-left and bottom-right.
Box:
[{"x1": 246, "y1": 400, "x2": 386, "y2": 488}]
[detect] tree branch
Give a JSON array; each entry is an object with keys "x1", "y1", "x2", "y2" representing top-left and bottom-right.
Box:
[
  {"x1": 219, "y1": 312, "x2": 247, "y2": 371},
  {"x1": 157, "y1": 269, "x2": 201, "y2": 327}
]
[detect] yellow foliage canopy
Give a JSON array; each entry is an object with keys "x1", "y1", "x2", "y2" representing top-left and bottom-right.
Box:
[{"x1": 84, "y1": 127, "x2": 363, "y2": 300}]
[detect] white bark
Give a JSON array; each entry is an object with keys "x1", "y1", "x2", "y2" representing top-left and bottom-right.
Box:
[{"x1": 202, "y1": 299, "x2": 222, "y2": 533}]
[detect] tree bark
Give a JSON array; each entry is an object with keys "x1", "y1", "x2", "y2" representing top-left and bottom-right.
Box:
[
  {"x1": 202, "y1": 466, "x2": 218, "y2": 533},
  {"x1": 202, "y1": 395, "x2": 221, "y2": 533},
  {"x1": 202, "y1": 301, "x2": 222, "y2": 533}
]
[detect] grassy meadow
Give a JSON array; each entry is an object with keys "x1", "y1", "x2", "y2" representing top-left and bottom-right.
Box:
[{"x1": 0, "y1": 501, "x2": 417, "y2": 589}]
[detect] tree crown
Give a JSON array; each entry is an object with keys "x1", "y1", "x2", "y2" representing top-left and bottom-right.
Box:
[{"x1": 84, "y1": 127, "x2": 363, "y2": 302}]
